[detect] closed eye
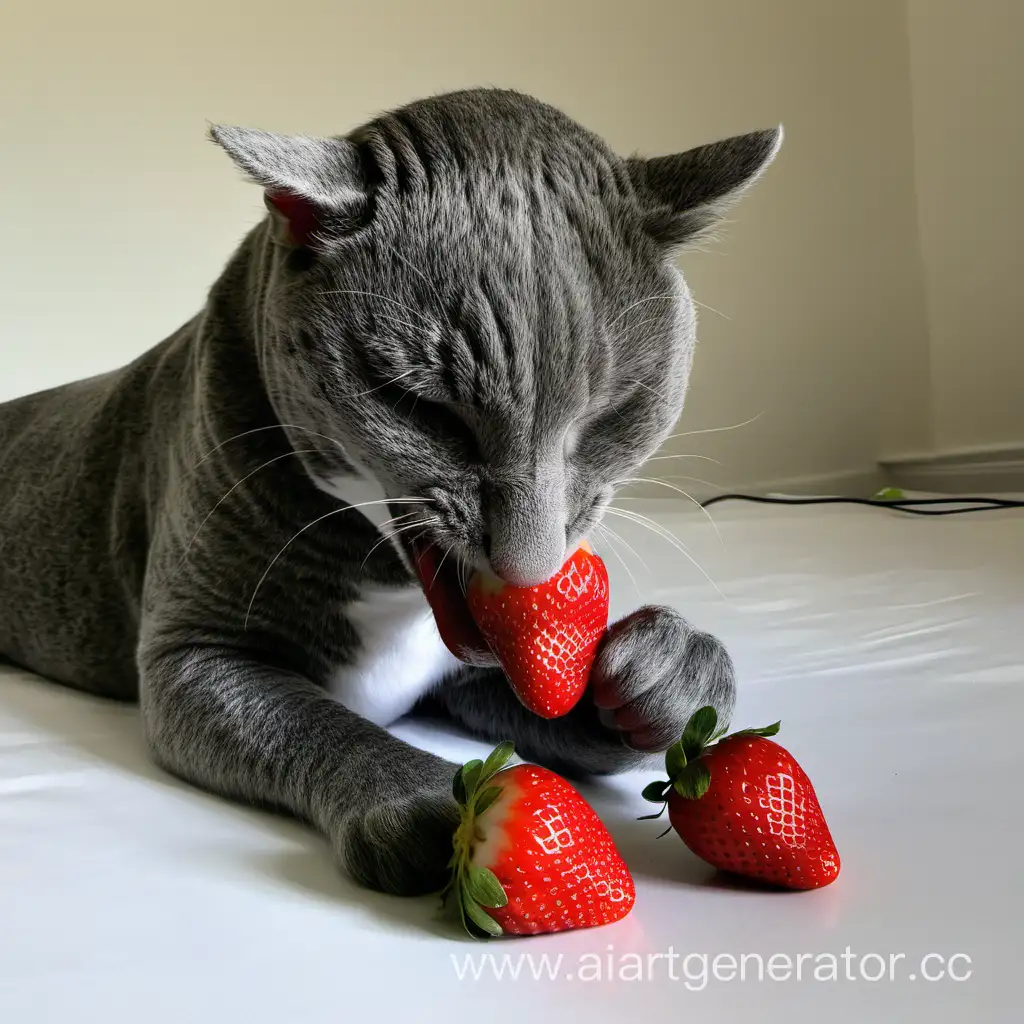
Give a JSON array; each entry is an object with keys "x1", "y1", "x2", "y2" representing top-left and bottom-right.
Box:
[
  {"x1": 572, "y1": 392, "x2": 653, "y2": 466},
  {"x1": 380, "y1": 384, "x2": 481, "y2": 460}
]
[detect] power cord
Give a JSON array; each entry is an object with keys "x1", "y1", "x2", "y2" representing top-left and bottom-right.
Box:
[{"x1": 698, "y1": 493, "x2": 1024, "y2": 516}]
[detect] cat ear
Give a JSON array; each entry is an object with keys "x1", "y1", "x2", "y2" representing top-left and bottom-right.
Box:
[
  {"x1": 208, "y1": 124, "x2": 368, "y2": 248},
  {"x1": 627, "y1": 126, "x2": 783, "y2": 249},
  {"x1": 260, "y1": 191, "x2": 322, "y2": 248}
]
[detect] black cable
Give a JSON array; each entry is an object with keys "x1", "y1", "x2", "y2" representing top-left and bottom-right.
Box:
[{"x1": 698, "y1": 494, "x2": 1024, "y2": 516}]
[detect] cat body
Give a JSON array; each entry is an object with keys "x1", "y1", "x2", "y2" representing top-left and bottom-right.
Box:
[{"x1": 0, "y1": 90, "x2": 779, "y2": 893}]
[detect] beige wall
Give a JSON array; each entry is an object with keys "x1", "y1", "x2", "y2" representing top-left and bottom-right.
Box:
[
  {"x1": 906, "y1": 0, "x2": 1024, "y2": 456},
  {"x1": 0, "y1": 0, "x2": 930, "y2": 489}
]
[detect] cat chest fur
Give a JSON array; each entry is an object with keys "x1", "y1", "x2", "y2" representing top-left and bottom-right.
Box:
[{"x1": 328, "y1": 583, "x2": 462, "y2": 726}]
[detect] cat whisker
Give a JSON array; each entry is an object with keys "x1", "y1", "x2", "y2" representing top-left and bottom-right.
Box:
[
  {"x1": 346, "y1": 368, "x2": 419, "y2": 399},
  {"x1": 194, "y1": 424, "x2": 347, "y2": 467},
  {"x1": 315, "y1": 288, "x2": 436, "y2": 328},
  {"x1": 389, "y1": 245, "x2": 448, "y2": 315},
  {"x1": 616, "y1": 473, "x2": 720, "y2": 492},
  {"x1": 180, "y1": 449, "x2": 320, "y2": 565},
  {"x1": 691, "y1": 297, "x2": 731, "y2": 321},
  {"x1": 645, "y1": 452, "x2": 722, "y2": 465},
  {"x1": 616, "y1": 472, "x2": 720, "y2": 492},
  {"x1": 605, "y1": 504, "x2": 693, "y2": 556},
  {"x1": 378, "y1": 518, "x2": 441, "y2": 575},
  {"x1": 245, "y1": 498, "x2": 431, "y2": 628},
  {"x1": 376, "y1": 509, "x2": 428, "y2": 531},
  {"x1": 404, "y1": 523, "x2": 442, "y2": 562},
  {"x1": 604, "y1": 505, "x2": 726, "y2": 602},
  {"x1": 359, "y1": 511, "x2": 429, "y2": 570},
  {"x1": 430, "y1": 544, "x2": 455, "y2": 589},
  {"x1": 662, "y1": 412, "x2": 763, "y2": 442},
  {"x1": 629, "y1": 379, "x2": 670, "y2": 403},
  {"x1": 621, "y1": 314, "x2": 678, "y2": 338},
  {"x1": 592, "y1": 523, "x2": 640, "y2": 597},
  {"x1": 593, "y1": 517, "x2": 649, "y2": 573},
  {"x1": 369, "y1": 312, "x2": 430, "y2": 336},
  {"x1": 607, "y1": 293, "x2": 675, "y2": 331},
  {"x1": 455, "y1": 553, "x2": 472, "y2": 598},
  {"x1": 613, "y1": 477, "x2": 724, "y2": 545}
]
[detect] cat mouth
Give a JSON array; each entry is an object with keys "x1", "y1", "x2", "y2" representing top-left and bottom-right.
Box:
[{"x1": 409, "y1": 540, "x2": 495, "y2": 665}]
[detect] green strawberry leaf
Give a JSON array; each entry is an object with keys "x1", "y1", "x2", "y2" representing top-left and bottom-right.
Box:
[
  {"x1": 452, "y1": 766, "x2": 467, "y2": 806},
  {"x1": 681, "y1": 706, "x2": 718, "y2": 760},
  {"x1": 474, "y1": 785, "x2": 503, "y2": 817},
  {"x1": 461, "y1": 759, "x2": 484, "y2": 801},
  {"x1": 450, "y1": 888, "x2": 468, "y2": 933},
  {"x1": 638, "y1": 804, "x2": 667, "y2": 821},
  {"x1": 672, "y1": 761, "x2": 712, "y2": 800},
  {"x1": 463, "y1": 897, "x2": 503, "y2": 938},
  {"x1": 730, "y1": 721, "x2": 781, "y2": 740},
  {"x1": 465, "y1": 865, "x2": 508, "y2": 909},
  {"x1": 665, "y1": 740, "x2": 688, "y2": 780},
  {"x1": 480, "y1": 741, "x2": 515, "y2": 783},
  {"x1": 873, "y1": 486, "x2": 906, "y2": 501},
  {"x1": 641, "y1": 780, "x2": 670, "y2": 803}
]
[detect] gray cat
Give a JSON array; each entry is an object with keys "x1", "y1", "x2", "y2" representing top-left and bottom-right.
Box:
[{"x1": 0, "y1": 89, "x2": 780, "y2": 895}]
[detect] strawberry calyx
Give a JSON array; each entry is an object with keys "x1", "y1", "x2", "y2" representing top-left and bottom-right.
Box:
[
  {"x1": 443, "y1": 741, "x2": 516, "y2": 938},
  {"x1": 639, "y1": 706, "x2": 781, "y2": 818}
]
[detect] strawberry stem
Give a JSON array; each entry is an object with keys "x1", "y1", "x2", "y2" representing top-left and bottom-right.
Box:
[
  {"x1": 443, "y1": 741, "x2": 515, "y2": 939},
  {"x1": 637, "y1": 707, "x2": 784, "y2": 819}
]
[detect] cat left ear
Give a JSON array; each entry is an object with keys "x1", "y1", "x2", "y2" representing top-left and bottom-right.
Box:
[
  {"x1": 627, "y1": 126, "x2": 783, "y2": 249},
  {"x1": 209, "y1": 124, "x2": 369, "y2": 249},
  {"x1": 262, "y1": 191, "x2": 322, "y2": 248}
]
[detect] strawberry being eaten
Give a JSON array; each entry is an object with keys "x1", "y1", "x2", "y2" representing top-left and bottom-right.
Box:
[
  {"x1": 412, "y1": 541, "x2": 493, "y2": 665},
  {"x1": 446, "y1": 742, "x2": 635, "y2": 937},
  {"x1": 466, "y1": 542, "x2": 610, "y2": 718},
  {"x1": 641, "y1": 707, "x2": 840, "y2": 890}
]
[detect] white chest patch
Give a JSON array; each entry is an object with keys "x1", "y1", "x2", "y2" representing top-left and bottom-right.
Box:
[{"x1": 329, "y1": 585, "x2": 462, "y2": 726}]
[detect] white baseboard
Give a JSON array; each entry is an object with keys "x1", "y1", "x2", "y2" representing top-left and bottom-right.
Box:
[
  {"x1": 880, "y1": 444, "x2": 1024, "y2": 494},
  {"x1": 623, "y1": 444, "x2": 1024, "y2": 505}
]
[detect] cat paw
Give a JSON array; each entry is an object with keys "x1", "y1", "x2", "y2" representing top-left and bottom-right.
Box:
[
  {"x1": 590, "y1": 605, "x2": 736, "y2": 753},
  {"x1": 334, "y1": 755, "x2": 460, "y2": 896}
]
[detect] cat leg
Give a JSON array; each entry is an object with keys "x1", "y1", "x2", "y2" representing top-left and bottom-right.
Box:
[
  {"x1": 139, "y1": 640, "x2": 459, "y2": 895},
  {"x1": 424, "y1": 606, "x2": 736, "y2": 776}
]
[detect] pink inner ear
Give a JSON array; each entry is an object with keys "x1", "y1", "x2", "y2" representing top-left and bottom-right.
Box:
[{"x1": 265, "y1": 191, "x2": 321, "y2": 247}]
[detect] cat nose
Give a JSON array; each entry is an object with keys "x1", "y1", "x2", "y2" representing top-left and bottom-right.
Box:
[
  {"x1": 482, "y1": 465, "x2": 569, "y2": 586},
  {"x1": 486, "y1": 485, "x2": 567, "y2": 587},
  {"x1": 489, "y1": 536, "x2": 566, "y2": 588}
]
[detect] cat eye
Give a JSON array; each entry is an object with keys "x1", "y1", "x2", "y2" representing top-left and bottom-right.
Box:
[
  {"x1": 379, "y1": 383, "x2": 482, "y2": 461},
  {"x1": 570, "y1": 394, "x2": 648, "y2": 469},
  {"x1": 414, "y1": 397, "x2": 482, "y2": 460}
]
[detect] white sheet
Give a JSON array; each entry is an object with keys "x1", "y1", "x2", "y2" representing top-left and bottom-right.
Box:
[{"x1": 2, "y1": 499, "x2": 1020, "y2": 1022}]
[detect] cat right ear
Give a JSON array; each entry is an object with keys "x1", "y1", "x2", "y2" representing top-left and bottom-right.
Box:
[
  {"x1": 208, "y1": 124, "x2": 369, "y2": 249},
  {"x1": 627, "y1": 126, "x2": 783, "y2": 250}
]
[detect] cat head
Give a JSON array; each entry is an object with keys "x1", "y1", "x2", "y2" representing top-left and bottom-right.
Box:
[{"x1": 211, "y1": 89, "x2": 780, "y2": 586}]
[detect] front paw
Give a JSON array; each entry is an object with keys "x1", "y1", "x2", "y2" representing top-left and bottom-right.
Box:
[
  {"x1": 590, "y1": 605, "x2": 736, "y2": 752},
  {"x1": 334, "y1": 755, "x2": 460, "y2": 896}
]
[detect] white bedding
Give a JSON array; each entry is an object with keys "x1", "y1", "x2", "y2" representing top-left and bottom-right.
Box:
[{"x1": 2, "y1": 499, "x2": 1020, "y2": 1022}]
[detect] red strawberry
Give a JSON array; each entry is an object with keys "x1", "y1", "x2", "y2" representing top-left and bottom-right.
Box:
[
  {"x1": 466, "y1": 541, "x2": 609, "y2": 718},
  {"x1": 641, "y1": 707, "x2": 840, "y2": 890},
  {"x1": 446, "y1": 742, "x2": 635, "y2": 937},
  {"x1": 412, "y1": 542, "x2": 492, "y2": 664}
]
